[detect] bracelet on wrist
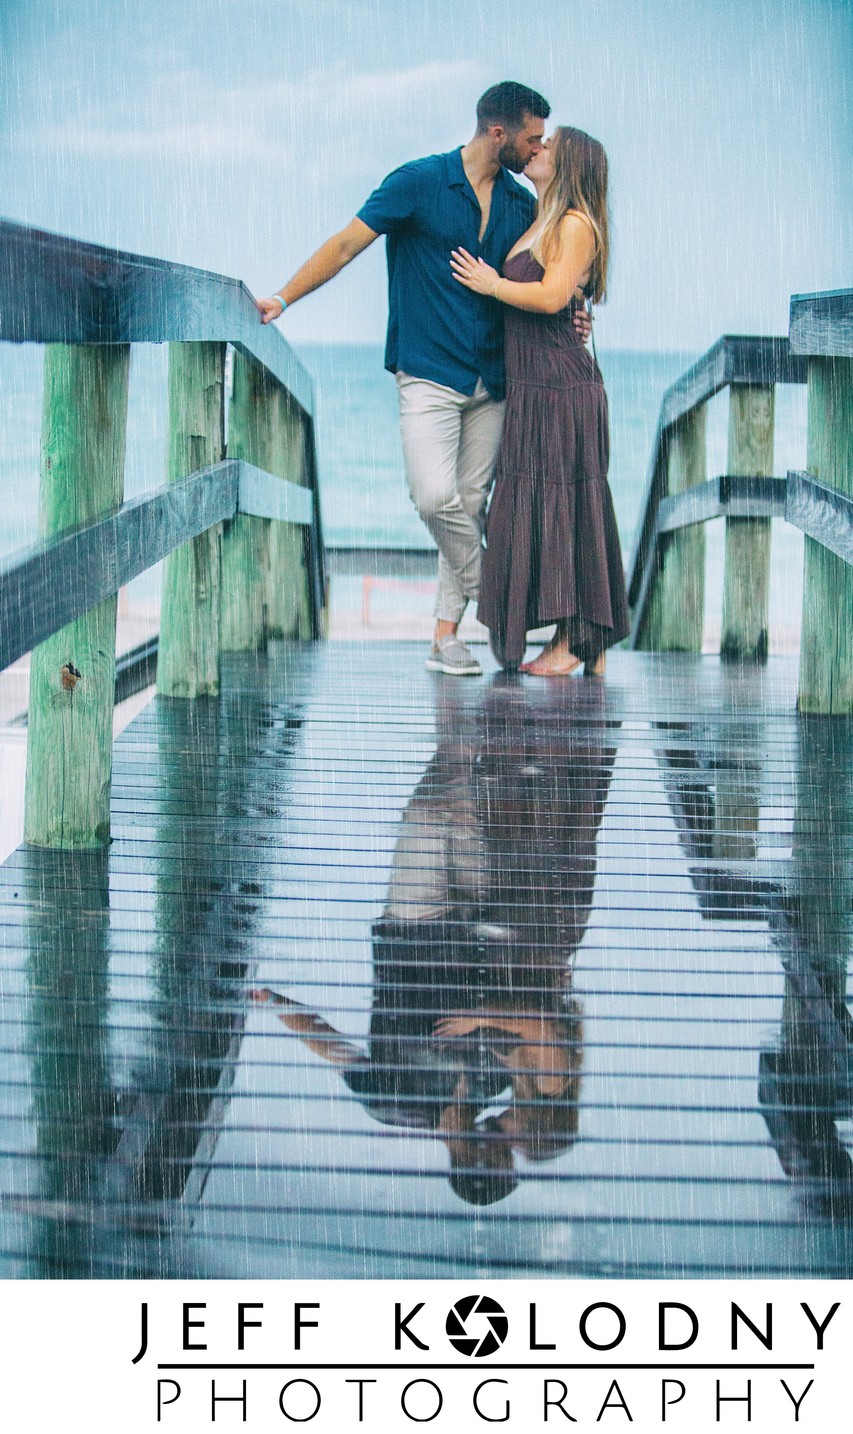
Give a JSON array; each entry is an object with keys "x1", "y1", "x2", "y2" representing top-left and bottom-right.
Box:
[{"x1": 275, "y1": 294, "x2": 287, "y2": 313}]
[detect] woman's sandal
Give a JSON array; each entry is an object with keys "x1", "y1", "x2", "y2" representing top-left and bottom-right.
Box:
[{"x1": 520, "y1": 657, "x2": 582, "y2": 676}]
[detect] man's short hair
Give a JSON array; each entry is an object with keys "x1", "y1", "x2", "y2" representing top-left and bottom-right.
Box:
[{"x1": 476, "y1": 82, "x2": 550, "y2": 133}]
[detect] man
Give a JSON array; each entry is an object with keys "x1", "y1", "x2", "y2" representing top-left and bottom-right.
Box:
[{"x1": 257, "y1": 81, "x2": 590, "y2": 675}]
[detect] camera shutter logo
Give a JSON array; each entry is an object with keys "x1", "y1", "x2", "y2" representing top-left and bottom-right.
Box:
[{"x1": 445, "y1": 1295, "x2": 509, "y2": 1357}]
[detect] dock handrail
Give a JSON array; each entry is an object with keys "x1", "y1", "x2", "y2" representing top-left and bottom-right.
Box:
[
  {"x1": 628, "y1": 289, "x2": 853, "y2": 715},
  {"x1": 0, "y1": 218, "x2": 325, "y2": 621},
  {"x1": 789, "y1": 287, "x2": 853, "y2": 358},
  {"x1": 0, "y1": 218, "x2": 326, "y2": 847},
  {"x1": 0, "y1": 219, "x2": 314, "y2": 410},
  {"x1": 626, "y1": 336, "x2": 806, "y2": 619},
  {"x1": 0, "y1": 458, "x2": 315, "y2": 672}
]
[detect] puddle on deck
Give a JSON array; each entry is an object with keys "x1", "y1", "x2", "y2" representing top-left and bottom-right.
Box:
[{"x1": 0, "y1": 645, "x2": 851, "y2": 1278}]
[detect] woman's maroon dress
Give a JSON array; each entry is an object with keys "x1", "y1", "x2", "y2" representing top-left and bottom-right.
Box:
[{"x1": 478, "y1": 250, "x2": 629, "y2": 669}]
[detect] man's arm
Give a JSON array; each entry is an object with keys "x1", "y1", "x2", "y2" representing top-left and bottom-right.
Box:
[{"x1": 257, "y1": 216, "x2": 378, "y2": 323}]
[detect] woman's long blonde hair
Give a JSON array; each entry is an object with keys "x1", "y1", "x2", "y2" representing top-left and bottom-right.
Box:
[{"x1": 532, "y1": 126, "x2": 610, "y2": 304}]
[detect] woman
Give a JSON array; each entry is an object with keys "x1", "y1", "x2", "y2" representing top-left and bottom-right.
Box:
[{"x1": 451, "y1": 127, "x2": 629, "y2": 675}]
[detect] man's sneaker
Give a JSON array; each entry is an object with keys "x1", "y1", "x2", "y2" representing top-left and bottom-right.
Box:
[{"x1": 425, "y1": 635, "x2": 482, "y2": 676}]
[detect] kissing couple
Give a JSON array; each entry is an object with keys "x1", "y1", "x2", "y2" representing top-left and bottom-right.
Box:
[{"x1": 258, "y1": 80, "x2": 629, "y2": 677}]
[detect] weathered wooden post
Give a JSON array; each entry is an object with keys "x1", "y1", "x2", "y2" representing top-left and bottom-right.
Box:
[
  {"x1": 24, "y1": 847, "x2": 114, "y2": 1271},
  {"x1": 266, "y1": 382, "x2": 313, "y2": 641},
  {"x1": 220, "y1": 352, "x2": 313, "y2": 650},
  {"x1": 24, "y1": 344, "x2": 130, "y2": 848},
  {"x1": 798, "y1": 356, "x2": 853, "y2": 714},
  {"x1": 157, "y1": 342, "x2": 227, "y2": 697},
  {"x1": 220, "y1": 351, "x2": 271, "y2": 651},
  {"x1": 720, "y1": 385, "x2": 774, "y2": 661},
  {"x1": 637, "y1": 404, "x2": 707, "y2": 651}
]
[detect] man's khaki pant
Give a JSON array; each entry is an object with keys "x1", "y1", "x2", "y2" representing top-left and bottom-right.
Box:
[{"x1": 396, "y1": 372, "x2": 505, "y2": 623}]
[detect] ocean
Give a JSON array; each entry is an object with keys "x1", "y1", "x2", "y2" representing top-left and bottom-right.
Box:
[{"x1": 0, "y1": 341, "x2": 808, "y2": 644}]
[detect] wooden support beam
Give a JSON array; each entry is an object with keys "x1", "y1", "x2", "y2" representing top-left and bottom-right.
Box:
[
  {"x1": 798, "y1": 357, "x2": 853, "y2": 714},
  {"x1": 636, "y1": 404, "x2": 707, "y2": 652},
  {"x1": 265, "y1": 382, "x2": 313, "y2": 641},
  {"x1": 302, "y1": 424, "x2": 328, "y2": 638},
  {"x1": 721, "y1": 385, "x2": 775, "y2": 661},
  {"x1": 220, "y1": 353, "x2": 313, "y2": 649},
  {"x1": 220, "y1": 351, "x2": 271, "y2": 652},
  {"x1": 157, "y1": 342, "x2": 227, "y2": 697},
  {"x1": 24, "y1": 343, "x2": 130, "y2": 848}
]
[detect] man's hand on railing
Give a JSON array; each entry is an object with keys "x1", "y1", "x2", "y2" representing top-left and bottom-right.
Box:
[
  {"x1": 256, "y1": 221, "x2": 380, "y2": 325},
  {"x1": 257, "y1": 295, "x2": 286, "y2": 325}
]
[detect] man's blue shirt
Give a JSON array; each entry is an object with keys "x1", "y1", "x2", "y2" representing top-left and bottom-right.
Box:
[{"x1": 356, "y1": 148, "x2": 535, "y2": 400}]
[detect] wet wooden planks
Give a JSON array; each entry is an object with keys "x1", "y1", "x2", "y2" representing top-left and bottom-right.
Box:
[{"x1": 0, "y1": 644, "x2": 851, "y2": 1278}]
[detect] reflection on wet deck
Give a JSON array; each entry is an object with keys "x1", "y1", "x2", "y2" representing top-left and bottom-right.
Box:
[{"x1": 0, "y1": 643, "x2": 851, "y2": 1278}]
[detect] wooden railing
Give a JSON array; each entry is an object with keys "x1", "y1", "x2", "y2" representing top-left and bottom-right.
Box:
[
  {"x1": 0, "y1": 219, "x2": 325, "y2": 848},
  {"x1": 628, "y1": 290, "x2": 853, "y2": 714}
]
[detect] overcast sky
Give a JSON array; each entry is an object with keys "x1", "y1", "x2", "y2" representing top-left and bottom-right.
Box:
[{"x1": 1, "y1": 0, "x2": 851, "y2": 350}]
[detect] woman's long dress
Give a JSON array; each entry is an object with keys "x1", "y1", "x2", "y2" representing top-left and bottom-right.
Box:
[{"x1": 478, "y1": 250, "x2": 630, "y2": 669}]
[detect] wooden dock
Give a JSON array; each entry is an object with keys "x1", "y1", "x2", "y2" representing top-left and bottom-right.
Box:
[
  {"x1": 0, "y1": 641, "x2": 851, "y2": 1278},
  {"x1": 0, "y1": 222, "x2": 851, "y2": 1280}
]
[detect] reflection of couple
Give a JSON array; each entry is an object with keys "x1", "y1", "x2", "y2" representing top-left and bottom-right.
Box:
[
  {"x1": 258, "y1": 81, "x2": 628, "y2": 676},
  {"x1": 254, "y1": 685, "x2": 616, "y2": 1205}
]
